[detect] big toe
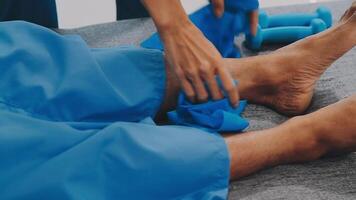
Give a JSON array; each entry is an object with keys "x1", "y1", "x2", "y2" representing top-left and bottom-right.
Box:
[{"x1": 340, "y1": 1, "x2": 356, "y2": 23}]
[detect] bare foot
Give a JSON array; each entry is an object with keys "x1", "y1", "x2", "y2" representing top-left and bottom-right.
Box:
[
  {"x1": 340, "y1": 1, "x2": 356, "y2": 23},
  {"x1": 226, "y1": 7, "x2": 356, "y2": 116}
]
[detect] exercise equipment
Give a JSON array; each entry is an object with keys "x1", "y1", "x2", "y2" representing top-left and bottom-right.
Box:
[
  {"x1": 259, "y1": 6, "x2": 332, "y2": 29},
  {"x1": 245, "y1": 18, "x2": 327, "y2": 50}
]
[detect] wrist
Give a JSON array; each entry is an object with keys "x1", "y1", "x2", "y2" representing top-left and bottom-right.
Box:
[
  {"x1": 155, "y1": 15, "x2": 192, "y2": 34},
  {"x1": 141, "y1": 0, "x2": 192, "y2": 37},
  {"x1": 157, "y1": 18, "x2": 195, "y2": 43}
]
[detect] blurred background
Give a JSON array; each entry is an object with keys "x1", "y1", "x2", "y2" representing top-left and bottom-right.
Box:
[{"x1": 56, "y1": 0, "x2": 335, "y2": 28}]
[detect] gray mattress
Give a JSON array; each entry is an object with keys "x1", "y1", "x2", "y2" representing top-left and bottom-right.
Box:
[{"x1": 58, "y1": 0, "x2": 356, "y2": 199}]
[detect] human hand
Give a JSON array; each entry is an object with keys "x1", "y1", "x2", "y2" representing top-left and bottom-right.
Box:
[
  {"x1": 142, "y1": 0, "x2": 259, "y2": 106},
  {"x1": 160, "y1": 21, "x2": 239, "y2": 106}
]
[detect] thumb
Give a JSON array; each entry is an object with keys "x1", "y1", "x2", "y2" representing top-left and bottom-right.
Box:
[{"x1": 211, "y1": 0, "x2": 225, "y2": 18}]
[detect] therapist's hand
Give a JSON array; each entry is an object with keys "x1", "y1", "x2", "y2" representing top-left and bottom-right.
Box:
[
  {"x1": 160, "y1": 21, "x2": 239, "y2": 105},
  {"x1": 142, "y1": 0, "x2": 260, "y2": 106}
]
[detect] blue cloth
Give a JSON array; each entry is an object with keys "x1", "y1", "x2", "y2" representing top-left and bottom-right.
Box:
[
  {"x1": 141, "y1": 0, "x2": 259, "y2": 58},
  {"x1": 169, "y1": 93, "x2": 249, "y2": 133},
  {"x1": 0, "y1": 21, "x2": 230, "y2": 200}
]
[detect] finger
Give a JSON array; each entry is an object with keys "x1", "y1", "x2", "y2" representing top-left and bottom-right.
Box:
[
  {"x1": 211, "y1": 0, "x2": 225, "y2": 18},
  {"x1": 249, "y1": 10, "x2": 259, "y2": 36},
  {"x1": 218, "y1": 67, "x2": 240, "y2": 107},
  {"x1": 202, "y1": 69, "x2": 223, "y2": 100},
  {"x1": 181, "y1": 78, "x2": 197, "y2": 103},
  {"x1": 175, "y1": 66, "x2": 196, "y2": 102},
  {"x1": 187, "y1": 70, "x2": 209, "y2": 102}
]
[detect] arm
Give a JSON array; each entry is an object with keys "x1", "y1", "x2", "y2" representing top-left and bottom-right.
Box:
[{"x1": 141, "y1": 0, "x2": 239, "y2": 106}]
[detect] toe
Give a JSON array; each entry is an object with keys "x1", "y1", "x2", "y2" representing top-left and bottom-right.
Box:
[{"x1": 340, "y1": 1, "x2": 356, "y2": 22}]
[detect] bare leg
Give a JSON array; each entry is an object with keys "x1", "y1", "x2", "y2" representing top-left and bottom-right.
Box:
[
  {"x1": 225, "y1": 5, "x2": 356, "y2": 115},
  {"x1": 226, "y1": 95, "x2": 356, "y2": 180},
  {"x1": 225, "y1": 5, "x2": 356, "y2": 180},
  {"x1": 155, "y1": 3, "x2": 356, "y2": 122}
]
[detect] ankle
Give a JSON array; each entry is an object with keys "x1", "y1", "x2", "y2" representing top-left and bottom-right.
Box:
[
  {"x1": 287, "y1": 116, "x2": 328, "y2": 161},
  {"x1": 224, "y1": 57, "x2": 281, "y2": 101},
  {"x1": 224, "y1": 59, "x2": 260, "y2": 99}
]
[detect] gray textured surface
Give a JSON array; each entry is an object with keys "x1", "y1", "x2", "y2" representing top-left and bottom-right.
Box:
[{"x1": 58, "y1": 0, "x2": 356, "y2": 199}]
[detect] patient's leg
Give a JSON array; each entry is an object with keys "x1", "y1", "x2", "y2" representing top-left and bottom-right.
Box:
[
  {"x1": 155, "y1": 4, "x2": 356, "y2": 121},
  {"x1": 226, "y1": 95, "x2": 356, "y2": 179},
  {"x1": 226, "y1": 5, "x2": 356, "y2": 115}
]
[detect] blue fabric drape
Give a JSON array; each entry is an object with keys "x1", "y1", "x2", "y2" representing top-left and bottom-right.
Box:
[{"x1": 0, "y1": 21, "x2": 230, "y2": 200}]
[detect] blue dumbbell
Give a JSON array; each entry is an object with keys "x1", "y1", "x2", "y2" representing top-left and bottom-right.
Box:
[
  {"x1": 259, "y1": 6, "x2": 332, "y2": 29},
  {"x1": 245, "y1": 18, "x2": 327, "y2": 50}
]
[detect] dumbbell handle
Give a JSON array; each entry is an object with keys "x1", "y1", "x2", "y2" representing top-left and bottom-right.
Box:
[
  {"x1": 267, "y1": 13, "x2": 321, "y2": 27},
  {"x1": 262, "y1": 26, "x2": 312, "y2": 44},
  {"x1": 246, "y1": 19, "x2": 327, "y2": 50},
  {"x1": 259, "y1": 7, "x2": 332, "y2": 28}
]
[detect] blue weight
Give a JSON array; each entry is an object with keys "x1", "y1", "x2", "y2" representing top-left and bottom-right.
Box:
[
  {"x1": 259, "y1": 6, "x2": 332, "y2": 29},
  {"x1": 246, "y1": 18, "x2": 327, "y2": 50}
]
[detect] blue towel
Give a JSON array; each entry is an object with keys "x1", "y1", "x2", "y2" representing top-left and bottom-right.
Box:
[
  {"x1": 169, "y1": 92, "x2": 249, "y2": 132},
  {"x1": 141, "y1": 0, "x2": 259, "y2": 58},
  {"x1": 168, "y1": 78, "x2": 249, "y2": 133}
]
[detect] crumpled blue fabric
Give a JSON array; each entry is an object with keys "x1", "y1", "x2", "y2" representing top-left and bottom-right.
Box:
[
  {"x1": 141, "y1": 0, "x2": 259, "y2": 58},
  {"x1": 169, "y1": 93, "x2": 249, "y2": 132},
  {"x1": 0, "y1": 21, "x2": 230, "y2": 200}
]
